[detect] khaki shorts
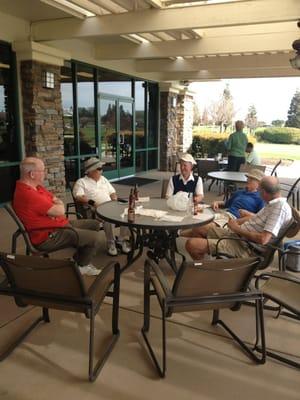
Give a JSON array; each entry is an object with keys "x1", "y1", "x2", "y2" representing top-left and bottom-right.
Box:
[
  {"x1": 207, "y1": 225, "x2": 252, "y2": 258},
  {"x1": 214, "y1": 210, "x2": 236, "y2": 227}
]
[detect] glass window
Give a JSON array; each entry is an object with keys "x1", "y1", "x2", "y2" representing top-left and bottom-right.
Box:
[
  {"x1": 98, "y1": 69, "x2": 132, "y2": 98},
  {"x1": 100, "y1": 98, "x2": 117, "y2": 173},
  {"x1": 119, "y1": 101, "x2": 133, "y2": 169},
  {"x1": 77, "y1": 65, "x2": 96, "y2": 156},
  {"x1": 64, "y1": 159, "x2": 79, "y2": 187},
  {"x1": 0, "y1": 44, "x2": 18, "y2": 163},
  {"x1": 148, "y1": 83, "x2": 159, "y2": 148},
  {"x1": 0, "y1": 164, "x2": 19, "y2": 202},
  {"x1": 61, "y1": 65, "x2": 74, "y2": 157},
  {"x1": 135, "y1": 81, "x2": 145, "y2": 149},
  {"x1": 148, "y1": 150, "x2": 158, "y2": 170},
  {"x1": 135, "y1": 151, "x2": 146, "y2": 173}
]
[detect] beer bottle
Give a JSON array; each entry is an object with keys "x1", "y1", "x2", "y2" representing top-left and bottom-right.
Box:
[
  {"x1": 128, "y1": 189, "x2": 135, "y2": 223},
  {"x1": 133, "y1": 184, "x2": 139, "y2": 201},
  {"x1": 193, "y1": 194, "x2": 198, "y2": 215}
]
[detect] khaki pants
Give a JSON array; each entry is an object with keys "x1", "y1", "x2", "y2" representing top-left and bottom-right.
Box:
[
  {"x1": 36, "y1": 219, "x2": 102, "y2": 266},
  {"x1": 207, "y1": 225, "x2": 252, "y2": 258}
]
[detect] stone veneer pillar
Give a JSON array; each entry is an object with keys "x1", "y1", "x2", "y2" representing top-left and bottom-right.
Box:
[
  {"x1": 20, "y1": 60, "x2": 65, "y2": 196},
  {"x1": 159, "y1": 84, "x2": 194, "y2": 171}
]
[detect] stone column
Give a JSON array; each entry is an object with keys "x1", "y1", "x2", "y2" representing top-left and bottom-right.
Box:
[
  {"x1": 159, "y1": 83, "x2": 194, "y2": 171},
  {"x1": 20, "y1": 60, "x2": 65, "y2": 195},
  {"x1": 14, "y1": 41, "x2": 70, "y2": 196}
]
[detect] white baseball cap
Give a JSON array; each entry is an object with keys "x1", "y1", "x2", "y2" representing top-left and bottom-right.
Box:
[{"x1": 180, "y1": 153, "x2": 196, "y2": 165}]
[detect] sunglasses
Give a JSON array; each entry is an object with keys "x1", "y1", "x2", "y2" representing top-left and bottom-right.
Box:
[{"x1": 97, "y1": 167, "x2": 103, "y2": 171}]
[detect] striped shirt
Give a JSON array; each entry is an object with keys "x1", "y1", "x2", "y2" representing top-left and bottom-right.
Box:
[{"x1": 242, "y1": 197, "x2": 292, "y2": 240}]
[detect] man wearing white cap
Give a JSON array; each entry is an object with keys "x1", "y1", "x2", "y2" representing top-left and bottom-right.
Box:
[
  {"x1": 73, "y1": 157, "x2": 131, "y2": 256},
  {"x1": 165, "y1": 153, "x2": 203, "y2": 202}
]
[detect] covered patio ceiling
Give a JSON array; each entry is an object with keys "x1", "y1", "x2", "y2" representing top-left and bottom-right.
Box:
[{"x1": 2, "y1": 0, "x2": 300, "y2": 82}]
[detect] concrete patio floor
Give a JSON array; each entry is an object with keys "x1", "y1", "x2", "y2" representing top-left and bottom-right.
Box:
[{"x1": 0, "y1": 168, "x2": 299, "y2": 400}]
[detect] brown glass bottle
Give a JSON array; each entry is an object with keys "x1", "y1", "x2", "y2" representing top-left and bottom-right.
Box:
[
  {"x1": 193, "y1": 194, "x2": 198, "y2": 215},
  {"x1": 128, "y1": 189, "x2": 135, "y2": 223},
  {"x1": 133, "y1": 184, "x2": 139, "y2": 201}
]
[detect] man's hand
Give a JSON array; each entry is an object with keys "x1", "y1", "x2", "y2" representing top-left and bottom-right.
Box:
[
  {"x1": 53, "y1": 196, "x2": 63, "y2": 205},
  {"x1": 227, "y1": 218, "x2": 240, "y2": 233},
  {"x1": 212, "y1": 201, "x2": 221, "y2": 211},
  {"x1": 239, "y1": 209, "x2": 254, "y2": 218}
]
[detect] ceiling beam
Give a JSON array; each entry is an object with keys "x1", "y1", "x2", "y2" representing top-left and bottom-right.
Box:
[
  {"x1": 135, "y1": 53, "x2": 293, "y2": 72},
  {"x1": 32, "y1": 0, "x2": 299, "y2": 41},
  {"x1": 153, "y1": 68, "x2": 300, "y2": 81},
  {"x1": 95, "y1": 31, "x2": 296, "y2": 59}
]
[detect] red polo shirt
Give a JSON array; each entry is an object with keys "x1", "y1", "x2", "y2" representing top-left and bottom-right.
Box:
[{"x1": 13, "y1": 181, "x2": 69, "y2": 245}]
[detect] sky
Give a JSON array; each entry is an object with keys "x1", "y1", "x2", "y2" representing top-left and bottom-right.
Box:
[{"x1": 190, "y1": 77, "x2": 300, "y2": 124}]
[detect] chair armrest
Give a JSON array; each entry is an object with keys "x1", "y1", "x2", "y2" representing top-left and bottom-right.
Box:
[
  {"x1": 144, "y1": 258, "x2": 172, "y2": 298},
  {"x1": 88, "y1": 262, "x2": 120, "y2": 305},
  {"x1": 255, "y1": 271, "x2": 300, "y2": 289}
]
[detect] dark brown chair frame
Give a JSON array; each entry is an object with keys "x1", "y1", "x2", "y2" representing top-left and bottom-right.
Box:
[
  {"x1": 0, "y1": 253, "x2": 120, "y2": 382},
  {"x1": 141, "y1": 257, "x2": 265, "y2": 377},
  {"x1": 4, "y1": 203, "x2": 79, "y2": 256},
  {"x1": 255, "y1": 269, "x2": 300, "y2": 369}
]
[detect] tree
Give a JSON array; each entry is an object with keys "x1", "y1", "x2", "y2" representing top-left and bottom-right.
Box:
[
  {"x1": 201, "y1": 107, "x2": 210, "y2": 125},
  {"x1": 209, "y1": 84, "x2": 235, "y2": 132},
  {"x1": 271, "y1": 119, "x2": 285, "y2": 127},
  {"x1": 285, "y1": 89, "x2": 300, "y2": 128},
  {"x1": 193, "y1": 101, "x2": 201, "y2": 125},
  {"x1": 245, "y1": 104, "x2": 258, "y2": 134}
]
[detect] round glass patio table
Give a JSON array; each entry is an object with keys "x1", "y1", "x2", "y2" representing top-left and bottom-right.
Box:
[
  {"x1": 207, "y1": 171, "x2": 247, "y2": 184},
  {"x1": 97, "y1": 198, "x2": 214, "y2": 273}
]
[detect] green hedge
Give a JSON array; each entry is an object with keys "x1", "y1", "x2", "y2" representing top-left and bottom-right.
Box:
[
  {"x1": 190, "y1": 131, "x2": 255, "y2": 157},
  {"x1": 190, "y1": 133, "x2": 229, "y2": 157},
  {"x1": 255, "y1": 127, "x2": 300, "y2": 144}
]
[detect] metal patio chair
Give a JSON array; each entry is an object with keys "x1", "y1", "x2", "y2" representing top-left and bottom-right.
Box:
[
  {"x1": 0, "y1": 252, "x2": 120, "y2": 382},
  {"x1": 141, "y1": 256, "x2": 265, "y2": 377}
]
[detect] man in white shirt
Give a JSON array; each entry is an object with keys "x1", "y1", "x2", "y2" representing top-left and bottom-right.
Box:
[
  {"x1": 245, "y1": 142, "x2": 261, "y2": 165},
  {"x1": 73, "y1": 157, "x2": 130, "y2": 256},
  {"x1": 166, "y1": 153, "x2": 204, "y2": 202},
  {"x1": 186, "y1": 176, "x2": 292, "y2": 259}
]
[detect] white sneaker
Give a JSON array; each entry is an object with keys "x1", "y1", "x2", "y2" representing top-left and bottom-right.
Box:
[
  {"x1": 107, "y1": 243, "x2": 118, "y2": 256},
  {"x1": 79, "y1": 264, "x2": 101, "y2": 276},
  {"x1": 121, "y1": 240, "x2": 131, "y2": 254}
]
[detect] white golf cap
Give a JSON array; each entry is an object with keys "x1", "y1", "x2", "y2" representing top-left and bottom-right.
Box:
[{"x1": 180, "y1": 153, "x2": 196, "y2": 165}]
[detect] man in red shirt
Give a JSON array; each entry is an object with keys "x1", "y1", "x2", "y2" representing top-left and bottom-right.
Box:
[{"x1": 13, "y1": 157, "x2": 102, "y2": 276}]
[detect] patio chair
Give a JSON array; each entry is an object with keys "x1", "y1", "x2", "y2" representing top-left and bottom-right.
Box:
[
  {"x1": 66, "y1": 181, "x2": 95, "y2": 219},
  {"x1": 0, "y1": 252, "x2": 120, "y2": 382},
  {"x1": 141, "y1": 256, "x2": 265, "y2": 377},
  {"x1": 197, "y1": 159, "x2": 220, "y2": 192},
  {"x1": 215, "y1": 207, "x2": 300, "y2": 271},
  {"x1": 4, "y1": 203, "x2": 79, "y2": 256},
  {"x1": 286, "y1": 177, "x2": 300, "y2": 211},
  {"x1": 255, "y1": 269, "x2": 300, "y2": 369}
]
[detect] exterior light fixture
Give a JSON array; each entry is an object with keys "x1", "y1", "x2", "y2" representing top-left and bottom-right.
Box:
[
  {"x1": 171, "y1": 97, "x2": 177, "y2": 108},
  {"x1": 42, "y1": 71, "x2": 55, "y2": 89},
  {"x1": 290, "y1": 22, "x2": 300, "y2": 71}
]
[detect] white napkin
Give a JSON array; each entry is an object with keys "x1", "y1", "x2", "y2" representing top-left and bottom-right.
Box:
[
  {"x1": 120, "y1": 206, "x2": 167, "y2": 220},
  {"x1": 137, "y1": 196, "x2": 150, "y2": 203},
  {"x1": 158, "y1": 215, "x2": 185, "y2": 222}
]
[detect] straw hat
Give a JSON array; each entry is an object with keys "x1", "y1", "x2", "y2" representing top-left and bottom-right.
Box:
[
  {"x1": 84, "y1": 157, "x2": 105, "y2": 174},
  {"x1": 180, "y1": 153, "x2": 196, "y2": 165},
  {"x1": 245, "y1": 169, "x2": 265, "y2": 181}
]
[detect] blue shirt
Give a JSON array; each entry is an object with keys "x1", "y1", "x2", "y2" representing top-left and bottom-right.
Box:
[{"x1": 225, "y1": 190, "x2": 264, "y2": 218}]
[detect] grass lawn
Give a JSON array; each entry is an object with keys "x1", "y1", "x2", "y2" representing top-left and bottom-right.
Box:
[{"x1": 255, "y1": 143, "x2": 300, "y2": 161}]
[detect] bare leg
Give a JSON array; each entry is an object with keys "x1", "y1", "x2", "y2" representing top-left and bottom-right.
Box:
[
  {"x1": 181, "y1": 222, "x2": 215, "y2": 238},
  {"x1": 185, "y1": 238, "x2": 210, "y2": 260}
]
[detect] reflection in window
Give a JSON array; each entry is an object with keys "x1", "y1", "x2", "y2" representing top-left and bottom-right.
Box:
[
  {"x1": 77, "y1": 66, "x2": 96, "y2": 156},
  {"x1": 148, "y1": 150, "x2": 158, "y2": 170},
  {"x1": 148, "y1": 83, "x2": 159, "y2": 148},
  {"x1": 100, "y1": 98, "x2": 117, "y2": 173},
  {"x1": 64, "y1": 159, "x2": 79, "y2": 187},
  {"x1": 61, "y1": 65, "x2": 74, "y2": 156},
  {"x1": 135, "y1": 81, "x2": 145, "y2": 149},
  {"x1": 135, "y1": 151, "x2": 146, "y2": 173},
  {"x1": 99, "y1": 81, "x2": 132, "y2": 98},
  {"x1": 120, "y1": 102, "x2": 133, "y2": 169},
  {"x1": 0, "y1": 48, "x2": 18, "y2": 163}
]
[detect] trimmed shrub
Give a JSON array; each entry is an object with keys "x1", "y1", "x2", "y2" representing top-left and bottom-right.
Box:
[
  {"x1": 190, "y1": 130, "x2": 255, "y2": 158},
  {"x1": 255, "y1": 127, "x2": 300, "y2": 144}
]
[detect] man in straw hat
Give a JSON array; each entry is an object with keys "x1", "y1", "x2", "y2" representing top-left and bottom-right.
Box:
[
  {"x1": 165, "y1": 153, "x2": 204, "y2": 203},
  {"x1": 181, "y1": 168, "x2": 265, "y2": 238},
  {"x1": 73, "y1": 157, "x2": 131, "y2": 256},
  {"x1": 13, "y1": 157, "x2": 102, "y2": 276},
  {"x1": 186, "y1": 175, "x2": 292, "y2": 260}
]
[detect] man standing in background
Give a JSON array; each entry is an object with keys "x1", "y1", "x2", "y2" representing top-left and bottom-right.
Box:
[{"x1": 227, "y1": 120, "x2": 248, "y2": 171}]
